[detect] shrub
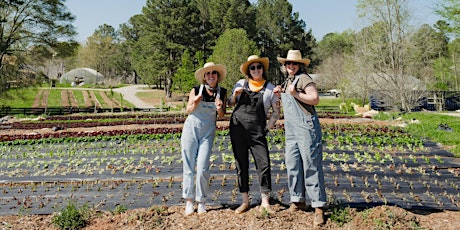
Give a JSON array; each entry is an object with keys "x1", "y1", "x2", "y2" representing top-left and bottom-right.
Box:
[{"x1": 52, "y1": 202, "x2": 89, "y2": 230}]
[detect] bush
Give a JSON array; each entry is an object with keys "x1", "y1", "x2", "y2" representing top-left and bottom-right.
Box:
[{"x1": 52, "y1": 202, "x2": 89, "y2": 230}]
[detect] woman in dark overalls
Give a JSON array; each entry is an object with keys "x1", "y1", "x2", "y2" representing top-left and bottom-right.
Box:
[
  {"x1": 181, "y1": 62, "x2": 227, "y2": 216},
  {"x1": 276, "y1": 50, "x2": 326, "y2": 226},
  {"x1": 228, "y1": 55, "x2": 280, "y2": 214}
]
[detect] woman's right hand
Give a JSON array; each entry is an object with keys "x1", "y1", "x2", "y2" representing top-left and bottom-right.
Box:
[
  {"x1": 193, "y1": 95, "x2": 203, "y2": 104},
  {"x1": 234, "y1": 87, "x2": 243, "y2": 96},
  {"x1": 274, "y1": 85, "x2": 282, "y2": 98}
]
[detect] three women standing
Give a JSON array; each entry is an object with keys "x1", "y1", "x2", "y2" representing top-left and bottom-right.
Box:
[
  {"x1": 228, "y1": 55, "x2": 280, "y2": 214},
  {"x1": 181, "y1": 62, "x2": 227, "y2": 216}
]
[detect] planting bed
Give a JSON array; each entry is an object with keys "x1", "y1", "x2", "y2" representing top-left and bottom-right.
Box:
[
  {"x1": 0, "y1": 120, "x2": 459, "y2": 218},
  {"x1": 0, "y1": 114, "x2": 460, "y2": 229}
]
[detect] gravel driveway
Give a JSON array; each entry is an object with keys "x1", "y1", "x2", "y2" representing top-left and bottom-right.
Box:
[{"x1": 112, "y1": 84, "x2": 153, "y2": 109}]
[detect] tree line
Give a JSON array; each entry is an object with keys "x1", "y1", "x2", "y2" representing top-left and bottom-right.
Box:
[{"x1": 1, "y1": 0, "x2": 460, "y2": 111}]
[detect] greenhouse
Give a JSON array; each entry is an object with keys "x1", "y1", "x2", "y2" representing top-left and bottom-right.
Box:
[{"x1": 59, "y1": 68, "x2": 104, "y2": 85}]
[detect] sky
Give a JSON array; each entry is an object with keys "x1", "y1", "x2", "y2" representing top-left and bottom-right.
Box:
[{"x1": 66, "y1": 0, "x2": 441, "y2": 43}]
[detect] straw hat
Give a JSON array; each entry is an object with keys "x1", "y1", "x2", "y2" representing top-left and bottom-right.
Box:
[
  {"x1": 277, "y1": 50, "x2": 311, "y2": 66},
  {"x1": 194, "y1": 62, "x2": 227, "y2": 84},
  {"x1": 239, "y1": 55, "x2": 269, "y2": 77}
]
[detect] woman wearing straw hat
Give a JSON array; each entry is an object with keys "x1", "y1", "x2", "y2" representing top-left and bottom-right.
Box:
[
  {"x1": 181, "y1": 62, "x2": 227, "y2": 216},
  {"x1": 275, "y1": 50, "x2": 326, "y2": 226},
  {"x1": 228, "y1": 55, "x2": 280, "y2": 214}
]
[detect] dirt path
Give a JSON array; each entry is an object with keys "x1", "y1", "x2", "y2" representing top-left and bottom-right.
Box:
[{"x1": 112, "y1": 84, "x2": 154, "y2": 109}]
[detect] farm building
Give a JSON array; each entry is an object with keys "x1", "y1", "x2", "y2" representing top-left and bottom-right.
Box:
[{"x1": 59, "y1": 68, "x2": 104, "y2": 85}]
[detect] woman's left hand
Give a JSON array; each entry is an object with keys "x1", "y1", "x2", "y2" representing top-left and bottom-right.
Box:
[{"x1": 215, "y1": 98, "x2": 223, "y2": 110}]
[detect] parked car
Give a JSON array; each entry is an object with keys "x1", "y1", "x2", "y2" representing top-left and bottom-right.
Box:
[{"x1": 327, "y1": 89, "x2": 341, "y2": 97}]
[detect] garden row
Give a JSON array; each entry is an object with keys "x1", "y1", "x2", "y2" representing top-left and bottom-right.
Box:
[
  {"x1": 32, "y1": 89, "x2": 123, "y2": 110},
  {"x1": 0, "y1": 124, "x2": 459, "y2": 215},
  {"x1": 0, "y1": 112, "x2": 355, "y2": 131}
]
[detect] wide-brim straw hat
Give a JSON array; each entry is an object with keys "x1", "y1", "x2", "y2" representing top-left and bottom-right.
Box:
[
  {"x1": 195, "y1": 62, "x2": 227, "y2": 84},
  {"x1": 277, "y1": 50, "x2": 311, "y2": 66},
  {"x1": 240, "y1": 55, "x2": 269, "y2": 77}
]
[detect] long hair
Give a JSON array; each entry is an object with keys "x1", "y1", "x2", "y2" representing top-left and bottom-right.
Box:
[
  {"x1": 247, "y1": 63, "x2": 268, "y2": 80},
  {"x1": 280, "y1": 63, "x2": 307, "y2": 77}
]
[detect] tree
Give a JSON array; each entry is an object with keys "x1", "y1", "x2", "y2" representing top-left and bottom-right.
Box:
[
  {"x1": 315, "y1": 31, "x2": 356, "y2": 101},
  {"x1": 354, "y1": 0, "x2": 429, "y2": 111},
  {"x1": 131, "y1": 0, "x2": 203, "y2": 98},
  {"x1": 78, "y1": 25, "x2": 117, "y2": 80},
  {"x1": 174, "y1": 49, "x2": 196, "y2": 95},
  {"x1": 0, "y1": 0, "x2": 76, "y2": 90},
  {"x1": 409, "y1": 24, "x2": 449, "y2": 89},
  {"x1": 434, "y1": 0, "x2": 460, "y2": 38},
  {"x1": 447, "y1": 38, "x2": 460, "y2": 90},
  {"x1": 255, "y1": 0, "x2": 316, "y2": 85},
  {"x1": 208, "y1": 28, "x2": 259, "y2": 90}
]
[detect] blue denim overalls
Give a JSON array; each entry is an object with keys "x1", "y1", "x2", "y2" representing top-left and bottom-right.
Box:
[
  {"x1": 181, "y1": 85, "x2": 220, "y2": 202},
  {"x1": 230, "y1": 81, "x2": 271, "y2": 193},
  {"x1": 281, "y1": 75, "x2": 326, "y2": 208}
]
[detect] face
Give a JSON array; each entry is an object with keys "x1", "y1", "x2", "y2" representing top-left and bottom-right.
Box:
[
  {"x1": 204, "y1": 70, "x2": 219, "y2": 87},
  {"x1": 249, "y1": 62, "x2": 264, "y2": 80},
  {"x1": 284, "y1": 61, "x2": 299, "y2": 76}
]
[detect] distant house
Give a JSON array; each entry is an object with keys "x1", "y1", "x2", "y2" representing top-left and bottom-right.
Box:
[{"x1": 60, "y1": 68, "x2": 104, "y2": 85}]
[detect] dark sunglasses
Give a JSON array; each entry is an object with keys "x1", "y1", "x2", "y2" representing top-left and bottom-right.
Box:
[
  {"x1": 249, "y1": 64, "x2": 263, "y2": 71},
  {"x1": 206, "y1": 70, "x2": 218, "y2": 75},
  {"x1": 285, "y1": 61, "x2": 299, "y2": 66}
]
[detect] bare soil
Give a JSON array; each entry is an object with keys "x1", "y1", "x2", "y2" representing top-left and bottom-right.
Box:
[
  {"x1": 1, "y1": 117, "x2": 459, "y2": 229},
  {"x1": 0, "y1": 204, "x2": 459, "y2": 230}
]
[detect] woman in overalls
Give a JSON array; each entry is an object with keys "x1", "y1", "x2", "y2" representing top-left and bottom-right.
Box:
[
  {"x1": 228, "y1": 55, "x2": 280, "y2": 214},
  {"x1": 181, "y1": 62, "x2": 227, "y2": 216},
  {"x1": 276, "y1": 50, "x2": 326, "y2": 226}
]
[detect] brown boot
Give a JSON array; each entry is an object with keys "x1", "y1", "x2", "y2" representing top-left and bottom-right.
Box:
[
  {"x1": 313, "y1": 208, "x2": 325, "y2": 227},
  {"x1": 288, "y1": 202, "x2": 307, "y2": 212}
]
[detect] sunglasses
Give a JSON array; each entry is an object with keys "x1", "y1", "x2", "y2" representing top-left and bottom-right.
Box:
[
  {"x1": 206, "y1": 70, "x2": 218, "y2": 75},
  {"x1": 249, "y1": 64, "x2": 263, "y2": 71},
  {"x1": 285, "y1": 61, "x2": 299, "y2": 66}
]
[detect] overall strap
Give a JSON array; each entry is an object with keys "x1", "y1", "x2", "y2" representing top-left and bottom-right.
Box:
[
  {"x1": 283, "y1": 75, "x2": 300, "y2": 93},
  {"x1": 259, "y1": 80, "x2": 269, "y2": 94},
  {"x1": 292, "y1": 75, "x2": 300, "y2": 87},
  {"x1": 215, "y1": 86, "x2": 221, "y2": 100},
  {"x1": 198, "y1": 84, "x2": 205, "y2": 96}
]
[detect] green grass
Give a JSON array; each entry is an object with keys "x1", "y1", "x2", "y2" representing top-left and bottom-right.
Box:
[
  {"x1": 72, "y1": 90, "x2": 84, "y2": 107},
  {"x1": 376, "y1": 112, "x2": 460, "y2": 157},
  {"x1": 0, "y1": 88, "x2": 38, "y2": 107},
  {"x1": 0, "y1": 87, "x2": 134, "y2": 109},
  {"x1": 48, "y1": 89, "x2": 62, "y2": 107},
  {"x1": 318, "y1": 97, "x2": 344, "y2": 107}
]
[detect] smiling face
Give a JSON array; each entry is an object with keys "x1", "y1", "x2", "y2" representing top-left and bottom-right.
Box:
[
  {"x1": 249, "y1": 62, "x2": 264, "y2": 81},
  {"x1": 204, "y1": 70, "x2": 219, "y2": 87},
  {"x1": 284, "y1": 61, "x2": 300, "y2": 76}
]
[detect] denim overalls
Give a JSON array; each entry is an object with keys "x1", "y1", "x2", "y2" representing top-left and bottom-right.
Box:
[
  {"x1": 181, "y1": 85, "x2": 220, "y2": 202},
  {"x1": 230, "y1": 81, "x2": 271, "y2": 193},
  {"x1": 281, "y1": 75, "x2": 326, "y2": 208}
]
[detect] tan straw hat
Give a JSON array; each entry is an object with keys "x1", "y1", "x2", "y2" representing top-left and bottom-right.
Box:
[
  {"x1": 277, "y1": 50, "x2": 311, "y2": 66},
  {"x1": 240, "y1": 55, "x2": 269, "y2": 77},
  {"x1": 195, "y1": 62, "x2": 227, "y2": 84}
]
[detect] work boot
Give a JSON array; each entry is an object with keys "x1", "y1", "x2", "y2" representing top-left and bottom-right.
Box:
[
  {"x1": 288, "y1": 202, "x2": 307, "y2": 212},
  {"x1": 313, "y1": 208, "x2": 325, "y2": 227}
]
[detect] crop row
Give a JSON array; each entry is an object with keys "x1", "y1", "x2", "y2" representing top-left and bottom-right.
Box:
[{"x1": 1, "y1": 112, "x2": 356, "y2": 130}]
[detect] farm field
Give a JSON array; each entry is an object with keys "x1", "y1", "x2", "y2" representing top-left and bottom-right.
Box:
[{"x1": 0, "y1": 113, "x2": 459, "y2": 229}]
